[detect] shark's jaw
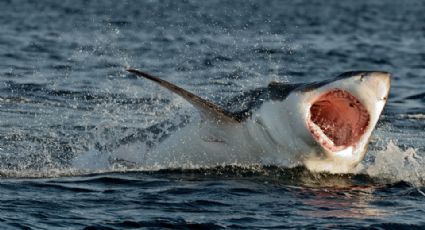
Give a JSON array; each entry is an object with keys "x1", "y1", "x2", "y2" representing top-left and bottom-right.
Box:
[
  {"x1": 307, "y1": 89, "x2": 370, "y2": 153},
  {"x1": 300, "y1": 71, "x2": 391, "y2": 172}
]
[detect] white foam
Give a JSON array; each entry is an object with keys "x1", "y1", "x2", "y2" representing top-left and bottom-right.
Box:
[
  {"x1": 71, "y1": 150, "x2": 111, "y2": 170},
  {"x1": 405, "y1": 114, "x2": 425, "y2": 120},
  {"x1": 359, "y1": 141, "x2": 425, "y2": 186}
]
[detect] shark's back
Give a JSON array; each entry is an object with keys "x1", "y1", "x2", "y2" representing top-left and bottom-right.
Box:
[
  {"x1": 223, "y1": 82, "x2": 302, "y2": 121},
  {"x1": 126, "y1": 69, "x2": 355, "y2": 124}
]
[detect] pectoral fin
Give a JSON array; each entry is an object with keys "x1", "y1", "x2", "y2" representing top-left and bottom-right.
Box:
[{"x1": 127, "y1": 68, "x2": 241, "y2": 124}]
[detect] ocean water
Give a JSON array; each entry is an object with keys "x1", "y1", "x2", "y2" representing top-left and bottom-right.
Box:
[{"x1": 0, "y1": 0, "x2": 425, "y2": 229}]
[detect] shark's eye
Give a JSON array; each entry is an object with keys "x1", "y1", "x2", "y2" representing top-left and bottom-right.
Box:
[{"x1": 308, "y1": 89, "x2": 370, "y2": 150}]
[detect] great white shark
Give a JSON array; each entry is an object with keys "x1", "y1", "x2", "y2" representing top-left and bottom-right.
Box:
[{"x1": 126, "y1": 69, "x2": 390, "y2": 173}]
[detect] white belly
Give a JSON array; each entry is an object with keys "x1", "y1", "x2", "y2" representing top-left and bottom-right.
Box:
[{"x1": 140, "y1": 101, "x2": 318, "y2": 169}]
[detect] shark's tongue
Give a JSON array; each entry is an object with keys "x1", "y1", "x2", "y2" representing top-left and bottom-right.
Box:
[{"x1": 309, "y1": 89, "x2": 370, "y2": 149}]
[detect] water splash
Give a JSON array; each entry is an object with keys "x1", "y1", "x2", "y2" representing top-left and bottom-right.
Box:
[{"x1": 361, "y1": 141, "x2": 425, "y2": 186}]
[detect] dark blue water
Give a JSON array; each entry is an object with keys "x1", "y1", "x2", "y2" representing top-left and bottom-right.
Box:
[{"x1": 1, "y1": 0, "x2": 425, "y2": 229}]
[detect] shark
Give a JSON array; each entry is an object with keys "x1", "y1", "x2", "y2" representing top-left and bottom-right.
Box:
[{"x1": 126, "y1": 69, "x2": 390, "y2": 173}]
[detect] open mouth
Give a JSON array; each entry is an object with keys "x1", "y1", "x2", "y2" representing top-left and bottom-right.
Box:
[{"x1": 307, "y1": 89, "x2": 370, "y2": 152}]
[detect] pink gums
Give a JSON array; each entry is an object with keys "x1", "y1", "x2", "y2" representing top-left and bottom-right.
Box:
[{"x1": 308, "y1": 89, "x2": 370, "y2": 151}]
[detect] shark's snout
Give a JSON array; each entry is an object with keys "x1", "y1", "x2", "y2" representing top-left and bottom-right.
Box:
[{"x1": 364, "y1": 71, "x2": 391, "y2": 100}]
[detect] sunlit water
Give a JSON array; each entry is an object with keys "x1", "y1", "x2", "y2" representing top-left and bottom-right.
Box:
[{"x1": 0, "y1": 0, "x2": 425, "y2": 229}]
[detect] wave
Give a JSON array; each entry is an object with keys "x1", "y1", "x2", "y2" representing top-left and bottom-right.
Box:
[
  {"x1": 0, "y1": 140, "x2": 423, "y2": 190},
  {"x1": 362, "y1": 141, "x2": 425, "y2": 186}
]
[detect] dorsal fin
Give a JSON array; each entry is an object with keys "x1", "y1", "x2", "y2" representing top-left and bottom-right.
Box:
[{"x1": 127, "y1": 68, "x2": 241, "y2": 124}]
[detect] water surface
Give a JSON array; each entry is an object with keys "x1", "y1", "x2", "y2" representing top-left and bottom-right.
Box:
[{"x1": 0, "y1": 0, "x2": 425, "y2": 229}]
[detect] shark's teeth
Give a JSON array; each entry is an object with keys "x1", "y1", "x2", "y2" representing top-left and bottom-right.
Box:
[{"x1": 307, "y1": 89, "x2": 370, "y2": 153}]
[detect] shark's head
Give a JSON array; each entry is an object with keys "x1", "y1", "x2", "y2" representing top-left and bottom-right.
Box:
[{"x1": 290, "y1": 71, "x2": 391, "y2": 173}]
